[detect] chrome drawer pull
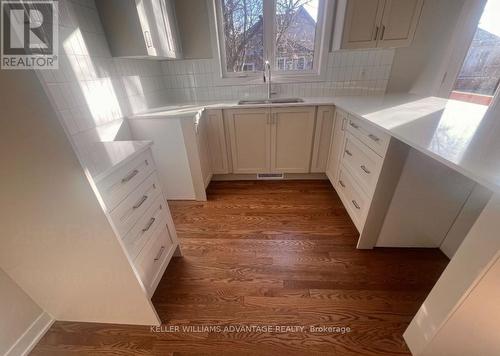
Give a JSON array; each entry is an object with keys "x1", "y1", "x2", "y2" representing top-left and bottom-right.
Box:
[
  {"x1": 368, "y1": 134, "x2": 380, "y2": 142},
  {"x1": 345, "y1": 149, "x2": 353, "y2": 156},
  {"x1": 142, "y1": 217, "x2": 156, "y2": 232},
  {"x1": 133, "y1": 195, "x2": 148, "y2": 209},
  {"x1": 352, "y1": 200, "x2": 361, "y2": 209},
  {"x1": 349, "y1": 122, "x2": 360, "y2": 129},
  {"x1": 154, "y1": 246, "x2": 165, "y2": 261},
  {"x1": 360, "y1": 165, "x2": 371, "y2": 174},
  {"x1": 339, "y1": 180, "x2": 346, "y2": 188},
  {"x1": 121, "y1": 169, "x2": 139, "y2": 183}
]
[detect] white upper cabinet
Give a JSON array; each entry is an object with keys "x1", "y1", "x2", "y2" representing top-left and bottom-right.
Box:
[
  {"x1": 96, "y1": 0, "x2": 182, "y2": 59},
  {"x1": 341, "y1": 0, "x2": 385, "y2": 49},
  {"x1": 333, "y1": 0, "x2": 424, "y2": 50},
  {"x1": 378, "y1": 0, "x2": 424, "y2": 48}
]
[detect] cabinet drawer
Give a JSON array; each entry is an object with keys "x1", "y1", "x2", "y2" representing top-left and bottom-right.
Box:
[
  {"x1": 135, "y1": 224, "x2": 173, "y2": 293},
  {"x1": 342, "y1": 132, "x2": 384, "y2": 196},
  {"x1": 337, "y1": 166, "x2": 369, "y2": 232},
  {"x1": 122, "y1": 195, "x2": 167, "y2": 261},
  {"x1": 347, "y1": 115, "x2": 390, "y2": 157},
  {"x1": 96, "y1": 150, "x2": 155, "y2": 211},
  {"x1": 109, "y1": 172, "x2": 161, "y2": 237}
]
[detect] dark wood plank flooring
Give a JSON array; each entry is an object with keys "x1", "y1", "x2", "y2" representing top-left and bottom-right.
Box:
[{"x1": 31, "y1": 180, "x2": 449, "y2": 355}]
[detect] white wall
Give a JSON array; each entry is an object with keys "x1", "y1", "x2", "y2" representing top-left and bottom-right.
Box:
[
  {"x1": 0, "y1": 269, "x2": 44, "y2": 356},
  {"x1": 404, "y1": 193, "x2": 500, "y2": 355},
  {"x1": 387, "y1": 0, "x2": 467, "y2": 95},
  {"x1": 38, "y1": 0, "x2": 168, "y2": 153}
]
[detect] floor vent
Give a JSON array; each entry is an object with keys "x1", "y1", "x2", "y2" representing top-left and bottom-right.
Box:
[{"x1": 257, "y1": 173, "x2": 284, "y2": 180}]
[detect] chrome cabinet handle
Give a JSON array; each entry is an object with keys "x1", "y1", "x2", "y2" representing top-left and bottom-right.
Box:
[
  {"x1": 121, "y1": 169, "x2": 139, "y2": 184},
  {"x1": 339, "y1": 180, "x2": 346, "y2": 188},
  {"x1": 374, "y1": 26, "x2": 379, "y2": 40},
  {"x1": 349, "y1": 122, "x2": 359, "y2": 129},
  {"x1": 360, "y1": 165, "x2": 371, "y2": 174},
  {"x1": 345, "y1": 149, "x2": 353, "y2": 156},
  {"x1": 154, "y1": 246, "x2": 165, "y2": 261},
  {"x1": 142, "y1": 217, "x2": 156, "y2": 232},
  {"x1": 368, "y1": 134, "x2": 380, "y2": 142},
  {"x1": 381, "y1": 25, "x2": 386, "y2": 40},
  {"x1": 352, "y1": 200, "x2": 361, "y2": 209},
  {"x1": 133, "y1": 195, "x2": 148, "y2": 209}
]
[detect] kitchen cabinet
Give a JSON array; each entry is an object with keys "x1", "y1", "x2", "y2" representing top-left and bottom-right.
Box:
[
  {"x1": 311, "y1": 106, "x2": 335, "y2": 173},
  {"x1": 225, "y1": 108, "x2": 271, "y2": 174},
  {"x1": 96, "y1": 0, "x2": 182, "y2": 59},
  {"x1": 326, "y1": 108, "x2": 348, "y2": 188},
  {"x1": 195, "y1": 112, "x2": 212, "y2": 187},
  {"x1": 271, "y1": 107, "x2": 316, "y2": 173},
  {"x1": 205, "y1": 110, "x2": 230, "y2": 174},
  {"x1": 334, "y1": 0, "x2": 424, "y2": 49},
  {"x1": 327, "y1": 108, "x2": 389, "y2": 232},
  {"x1": 225, "y1": 107, "x2": 315, "y2": 174}
]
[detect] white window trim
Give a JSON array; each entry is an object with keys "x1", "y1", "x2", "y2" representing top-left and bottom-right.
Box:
[{"x1": 208, "y1": 0, "x2": 334, "y2": 85}]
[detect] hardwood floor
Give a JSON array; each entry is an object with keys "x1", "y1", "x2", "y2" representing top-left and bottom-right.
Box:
[{"x1": 32, "y1": 180, "x2": 449, "y2": 355}]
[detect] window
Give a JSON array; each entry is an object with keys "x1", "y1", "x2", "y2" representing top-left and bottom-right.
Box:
[
  {"x1": 449, "y1": 0, "x2": 500, "y2": 106},
  {"x1": 242, "y1": 63, "x2": 256, "y2": 71},
  {"x1": 215, "y1": 0, "x2": 327, "y2": 78}
]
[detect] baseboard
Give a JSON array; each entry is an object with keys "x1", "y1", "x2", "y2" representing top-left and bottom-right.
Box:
[
  {"x1": 6, "y1": 312, "x2": 54, "y2": 356},
  {"x1": 212, "y1": 173, "x2": 328, "y2": 181}
]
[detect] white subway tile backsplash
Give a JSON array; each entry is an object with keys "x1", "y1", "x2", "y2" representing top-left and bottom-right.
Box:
[{"x1": 160, "y1": 49, "x2": 395, "y2": 102}]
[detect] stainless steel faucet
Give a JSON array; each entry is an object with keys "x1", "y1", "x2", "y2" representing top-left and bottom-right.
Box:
[{"x1": 264, "y1": 60, "x2": 271, "y2": 99}]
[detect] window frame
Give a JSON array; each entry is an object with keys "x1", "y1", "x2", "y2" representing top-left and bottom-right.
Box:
[{"x1": 211, "y1": 0, "x2": 333, "y2": 83}]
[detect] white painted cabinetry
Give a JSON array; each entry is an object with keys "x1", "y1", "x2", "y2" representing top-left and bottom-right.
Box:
[
  {"x1": 327, "y1": 108, "x2": 389, "y2": 232},
  {"x1": 205, "y1": 110, "x2": 230, "y2": 174},
  {"x1": 271, "y1": 107, "x2": 316, "y2": 173},
  {"x1": 326, "y1": 108, "x2": 348, "y2": 186},
  {"x1": 224, "y1": 107, "x2": 316, "y2": 174},
  {"x1": 311, "y1": 106, "x2": 335, "y2": 173},
  {"x1": 225, "y1": 108, "x2": 271, "y2": 174},
  {"x1": 334, "y1": 0, "x2": 424, "y2": 49},
  {"x1": 96, "y1": 147, "x2": 179, "y2": 297}
]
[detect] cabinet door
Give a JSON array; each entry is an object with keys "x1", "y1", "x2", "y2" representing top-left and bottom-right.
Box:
[
  {"x1": 271, "y1": 107, "x2": 316, "y2": 173},
  {"x1": 342, "y1": 0, "x2": 385, "y2": 49},
  {"x1": 311, "y1": 106, "x2": 335, "y2": 173},
  {"x1": 196, "y1": 113, "x2": 212, "y2": 188},
  {"x1": 225, "y1": 108, "x2": 271, "y2": 174},
  {"x1": 378, "y1": 0, "x2": 424, "y2": 48},
  {"x1": 205, "y1": 110, "x2": 229, "y2": 174},
  {"x1": 326, "y1": 109, "x2": 348, "y2": 187}
]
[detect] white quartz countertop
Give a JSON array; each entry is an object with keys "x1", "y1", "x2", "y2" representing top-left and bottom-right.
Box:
[
  {"x1": 128, "y1": 97, "x2": 339, "y2": 120},
  {"x1": 129, "y1": 94, "x2": 500, "y2": 193},
  {"x1": 79, "y1": 140, "x2": 153, "y2": 182}
]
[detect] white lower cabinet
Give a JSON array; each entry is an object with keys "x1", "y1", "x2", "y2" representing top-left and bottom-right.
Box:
[
  {"x1": 271, "y1": 107, "x2": 316, "y2": 173},
  {"x1": 134, "y1": 223, "x2": 174, "y2": 295},
  {"x1": 328, "y1": 108, "x2": 389, "y2": 233},
  {"x1": 225, "y1": 108, "x2": 271, "y2": 173},
  {"x1": 97, "y1": 146, "x2": 179, "y2": 297},
  {"x1": 326, "y1": 108, "x2": 348, "y2": 186},
  {"x1": 224, "y1": 106, "x2": 316, "y2": 174}
]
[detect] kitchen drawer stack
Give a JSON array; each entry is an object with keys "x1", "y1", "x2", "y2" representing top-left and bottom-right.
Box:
[
  {"x1": 95, "y1": 147, "x2": 178, "y2": 296},
  {"x1": 331, "y1": 109, "x2": 391, "y2": 232}
]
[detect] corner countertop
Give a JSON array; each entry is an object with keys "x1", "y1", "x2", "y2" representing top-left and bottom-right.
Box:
[
  {"x1": 79, "y1": 140, "x2": 153, "y2": 182},
  {"x1": 128, "y1": 94, "x2": 499, "y2": 193}
]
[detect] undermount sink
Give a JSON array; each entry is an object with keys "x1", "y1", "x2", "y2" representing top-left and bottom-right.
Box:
[{"x1": 237, "y1": 98, "x2": 304, "y2": 105}]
